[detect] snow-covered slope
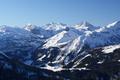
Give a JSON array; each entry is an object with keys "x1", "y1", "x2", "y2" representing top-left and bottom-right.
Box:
[
  {"x1": 35, "y1": 20, "x2": 120, "y2": 68},
  {"x1": 0, "y1": 21, "x2": 120, "y2": 80},
  {"x1": 102, "y1": 44, "x2": 120, "y2": 53},
  {"x1": 36, "y1": 27, "x2": 88, "y2": 67},
  {"x1": 85, "y1": 21, "x2": 120, "y2": 48},
  {"x1": 42, "y1": 21, "x2": 102, "y2": 52},
  {"x1": 1, "y1": 44, "x2": 120, "y2": 80},
  {"x1": 40, "y1": 29, "x2": 83, "y2": 65},
  {"x1": 1, "y1": 21, "x2": 120, "y2": 68},
  {"x1": 42, "y1": 21, "x2": 100, "y2": 54},
  {"x1": 43, "y1": 30, "x2": 79, "y2": 48}
]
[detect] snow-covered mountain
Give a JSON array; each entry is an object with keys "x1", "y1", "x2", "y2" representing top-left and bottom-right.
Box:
[
  {"x1": 43, "y1": 22, "x2": 69, "y2": 31},
  {"x1": 0, "y1": 21, "x2": 120, "y2": 80},
  {"x1": 43, "y1": 21, "x2": 120, "y2": 50},
  {"x1": 1, "y1": 21, "x2": 120, "y2": 66},
  {"x1": 74, "y1": 21, "x2": 99, "y2": 31},
  {"x1": 0, "y1": 25, "x2": 44, "y2": 64},
  {"x1": 34, "y1": 20, "x2": 120, "y2": 68},
  {"x1": 0, "y1": 43, "x2": 120, "y2": 80},
  {"x1": 85, "y1": 21, "x2": 120, "y2": 48},
  {"x1": 43, "y1": 21, "x2": 100, "y2": 50},
  {"x1": 24, "y1": 24, "x2": 54, "y2": 38},
  {"x1": 24, "y1": 23, "x2": 70, "y2": 39},
  {"x1": 43, "y1": 29, "x2": 79, "y2": 48}
]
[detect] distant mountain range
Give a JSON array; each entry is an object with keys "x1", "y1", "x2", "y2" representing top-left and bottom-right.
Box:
[{"x1": 0, "y1": 21, "x2": 120, "y2": 80}]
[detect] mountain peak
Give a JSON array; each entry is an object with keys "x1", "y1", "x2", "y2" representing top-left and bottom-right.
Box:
[
  {"x1": 74, "y1": 21, "x2": 97, "y2": 31},
  {"x1": 44, "y1": 22, "x2": 68, "y2": 31},
  {"x1": 106, "y1": 21, "x2": 120, "y2": 28},
  {"x1": 43, "y1": 30, "x2": 79, "y2": 48},
  {"x1": 81, "y1": 21, "x2": 93, "y2": 27},
  {"x1": 24, "y1": 24, "x2": 38, "y2": 31}
]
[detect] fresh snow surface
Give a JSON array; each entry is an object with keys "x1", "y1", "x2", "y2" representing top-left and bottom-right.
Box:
[
  {"x1": 67, "y1": 36, "x2": 81, "y2": 53},
  {"x1": 84, "y1": 21, "x2": 120, "y2": 48},
  {"x1": 43, "y1": 30, "x2": 79, "y2": 48},
  {"x1": 118, "y1": 60, "x2": 120, "y2": 62},
  {"x1": 41, "y1": 64, "x2": 63, "y2": 72},
  {"x1": 102, "y1": 44, "x2": 120, "y2": 53},
  {"x1": 41, "y1": 64, "x2": 89, "y2": 72},
  {"x1": 73, "y1": 54, "x2": 91, "y2": 68},
  {"x1": 95, "y1": 27, "x2": 105, "y2": 32},
  {"x1": 37, "y1": 55, "x2": 46, "y2": 61},
  {"x1": 97, "y1": 60, "x2": 104, "y2": 64},
  {"x1": 106, "y1": 21, "x2": 120, "y2": 28}
]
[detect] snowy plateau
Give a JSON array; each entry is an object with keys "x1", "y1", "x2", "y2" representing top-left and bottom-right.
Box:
[{"x1": 0, "y1": 21, "x2": 120, "y2": 80}]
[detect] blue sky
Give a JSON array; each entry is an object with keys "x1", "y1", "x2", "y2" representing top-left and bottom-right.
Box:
[{"x1": 0, "y1": 0, "x2": 120, "y2": 26}]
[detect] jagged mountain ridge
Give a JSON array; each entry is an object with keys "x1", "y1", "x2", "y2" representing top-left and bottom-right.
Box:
[
  {"x1": 0, "y1": 21, "x2": 120, "y2": 80},
  {"x1": 34, "y1": 21, "x2": 120, "y2": 68},
  {"x1": 0, "y1": 21, "x2": 120, "y2": 65}
]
